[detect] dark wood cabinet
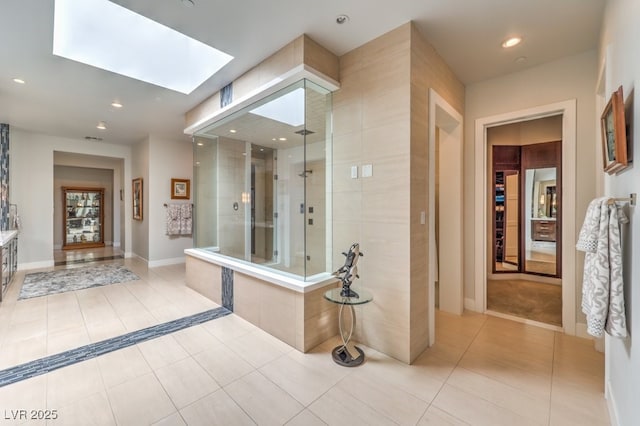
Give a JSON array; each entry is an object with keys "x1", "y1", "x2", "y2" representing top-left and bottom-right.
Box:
[
  {"x1": 531, "y1": 220, "x2": 556, "y2": 242},
  {"x1": 62, "y1": 187, "x2": 105, "y2": 250}
]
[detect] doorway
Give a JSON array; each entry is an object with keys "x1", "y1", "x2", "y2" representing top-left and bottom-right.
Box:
[
  {"x1": 428, "y1": 89, "x2": 463, "y2": 346},
  {"x1": 474, "y1": 100, "x2": 577, "y2": 335}
]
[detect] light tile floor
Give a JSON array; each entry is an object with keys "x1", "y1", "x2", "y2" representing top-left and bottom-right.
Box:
[{"x1": 0, "y1": 250, "x2": 609, "y2": 425}]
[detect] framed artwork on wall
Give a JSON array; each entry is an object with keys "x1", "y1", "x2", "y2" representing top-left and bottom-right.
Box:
[
  {"x1": 601, "y1": 85, "x2": 628, "y2": 174},
  {"x1": 132, "y1": 177, "x2": 143, "y2": 220},
  {"x1": 171, "y1": 178, "x2": 190, "y2": 200}
]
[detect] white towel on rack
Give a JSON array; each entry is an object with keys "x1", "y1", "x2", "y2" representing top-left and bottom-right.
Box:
[
  {"x1": 166, "y1": 204, "x2": 181, "y2": 236},
  {"x1": 577, "y1": 197, "x2": 628, "y2": 338},
  {"x1": 180, "y1": 203, "x2": 192, "y2": 235}
]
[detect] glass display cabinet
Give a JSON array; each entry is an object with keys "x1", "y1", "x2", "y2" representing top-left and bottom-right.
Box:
[{"x1": 63, "y1": 187, "x2": 104, "y2": 250}]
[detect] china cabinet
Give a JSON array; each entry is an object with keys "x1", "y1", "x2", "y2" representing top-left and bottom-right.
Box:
[{"x1": 63, "y1": 187, "x2": 104, "y2": 250}]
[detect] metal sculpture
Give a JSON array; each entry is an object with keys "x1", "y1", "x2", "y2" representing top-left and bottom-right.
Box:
[{"x1": 334, "y1": 243, "x2": 363, "y2": 298}]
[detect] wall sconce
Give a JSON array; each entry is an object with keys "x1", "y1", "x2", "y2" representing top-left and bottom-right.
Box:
[
  {"x1": 539, "y1": 194, "x2": 546, "y2": 205},
  {"x1": 241, "y1": 192, "x2": 251, "y2": 204}
]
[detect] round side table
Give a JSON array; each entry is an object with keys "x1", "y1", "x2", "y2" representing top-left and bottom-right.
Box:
[{"x1": 323, "y1": 287, "x2": 373, "y2": 367}]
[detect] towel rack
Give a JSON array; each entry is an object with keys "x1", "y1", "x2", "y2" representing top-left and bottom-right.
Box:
[
  {"x1": 608, "y1": 193, "x2": 636, "y2": 206},
  {"x1": 163, "y1": 203, "x2": 193, "y2": 207}
]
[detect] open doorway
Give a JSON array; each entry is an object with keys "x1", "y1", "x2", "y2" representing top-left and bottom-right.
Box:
[
  {"x1": 428, "y1": 89, "x2": 463, "y2": 346},
  {"x1": 53, "y1": 152, "x2": 126, "y2": 262},
  {"x1": 474, "y1": 100, "x2": 577, "y2": 334}
]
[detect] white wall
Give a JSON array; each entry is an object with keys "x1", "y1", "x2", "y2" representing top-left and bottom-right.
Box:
[
  {"x1": 148, "y1": 136, "x2": 193, "y2": 266},
  {"x1": 9, "y1": 128, "x2": 132, "y2": 269},
  {"x1": 464, "y1": 50, "x2": 598, "y2": 324},
  {"x1": 598, "y1": 0, "x2": 640, "y2": 424}
]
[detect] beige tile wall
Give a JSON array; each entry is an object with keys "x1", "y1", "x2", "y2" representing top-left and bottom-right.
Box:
[
  {"x1": 186, "y1": 255, "x2": 338, "y2": 352},
  {"x1": 185, "y1": 35, "x2": 339, "y2": 130},
  {"x1": 333, "y1": 22, "x2": 464, "y2": 363},
  {"x1": 186, "y1": 22, "x2": 464, "y2": 364},
  {"x1": 408, "y1": 24, "x2": 465, "y2": 361},
  {"x1": 185, "y1": 256, "x2": 221, "y2": 304}
]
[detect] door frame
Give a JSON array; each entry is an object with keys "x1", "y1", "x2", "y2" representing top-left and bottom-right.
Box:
[
  {"x1": 428, "y1": 89, "x2": 464, "y2": 346},
  {"x1": 473, "y1": 100, "x2": 577, "y2": 335}
]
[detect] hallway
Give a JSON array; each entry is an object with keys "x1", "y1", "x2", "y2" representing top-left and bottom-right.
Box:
[{"x1": 0, "y1": 256, "x2": 608, "y2": 425}]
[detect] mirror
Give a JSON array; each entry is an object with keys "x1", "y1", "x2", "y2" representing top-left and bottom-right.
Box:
[
  {"x1": 494, "y1": 170, "x2": 519, "y2": 272},
  {"x1": 524, "y1": 167, "x2": 557, "y2": 275}
]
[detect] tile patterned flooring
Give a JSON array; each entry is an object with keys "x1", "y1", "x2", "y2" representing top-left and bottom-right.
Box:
[{"x1": 0, "y1": 249, "x2": 609, "y2": 425}]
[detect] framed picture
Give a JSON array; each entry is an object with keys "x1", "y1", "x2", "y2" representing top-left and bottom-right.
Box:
[
  {"x1": 132, "y1": 178, "x2": 143, "y2": 220},
  {"x1": 601, "y1": 85, "x2": 628, "y2": 174},
  {"x1": 171, "y1": 178, "x2": 190, "y2": 200}
]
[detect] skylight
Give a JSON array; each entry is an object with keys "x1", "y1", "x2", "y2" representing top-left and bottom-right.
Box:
[
  {"x1": 250, "y1": 88, "x2": 305, "y2": 127},
  {"x1": 53, "y1": 0, "x2": 233, "y2": 94}
]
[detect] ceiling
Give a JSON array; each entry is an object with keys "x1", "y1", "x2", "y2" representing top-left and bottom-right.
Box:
[{"x1": 0, "y1": 0, "x2": 605, "y2": 146}]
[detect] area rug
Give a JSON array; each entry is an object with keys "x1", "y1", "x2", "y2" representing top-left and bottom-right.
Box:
[
  {"x1": 487, "y1": 279, "x2": 562, "y2": 326},
  {"x1": 19, "y1": 264, "x2": 140, "y2": 300}
]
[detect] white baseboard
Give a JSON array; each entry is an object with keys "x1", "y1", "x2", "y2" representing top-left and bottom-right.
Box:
[
  {"x1": 464, "y1": 298, "x2": 476, "y2": 311},
  {"x1": 576, "y1": 322, "x2": 591, "y2": 339},
  {"x1": 149, "y1": 257, "x2": 185, "y2": 268},
  {"x1": 606, "y1": 380, "x2": 620, "y2": 426},
  {"x1": 18, "y1": 260, "x2": 55, "y2": 271}
]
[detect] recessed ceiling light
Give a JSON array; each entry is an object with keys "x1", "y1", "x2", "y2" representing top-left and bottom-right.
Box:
[
  {"x1": 111, "y1": 101, "x2": 123, "y2": 108},
  {"x1": 502, "y1": 36, "x2": 522, "y2": 48},
  {"x1": 229, "y1": 129, "x2": 237, "y2": 133},
  {"x1": 97, "y1": 121, "x2": 107, "y2": 130},
  {"x1": 53, "y1": 0, "x2": 233, "y2": 94},
  {"x1": 336, "y1": 14, "x2": 349, "y2": 24},
  {"x1": 181, "y1": 0, "x2": 195, "y2": 7},
  {"x1": 515, "y1": 56, "x2": 528, "y2": 64},
  {"x1": 279, "y1": 137, "x2": 287, "y2": 141},
  {"x1": 12, "y1": 78, "x2": 25, "y2": 84},
  {"x1": 196, "y1": 142, "x2": 204, "y2": 146}
]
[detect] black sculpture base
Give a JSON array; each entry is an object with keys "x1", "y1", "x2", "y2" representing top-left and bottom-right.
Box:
[
  {"x1": 340, "y1": 287, "x2": 359, "y2": 298},
  {"x1": 331, "y1": 344, "x2": 365, "y2": 367}
]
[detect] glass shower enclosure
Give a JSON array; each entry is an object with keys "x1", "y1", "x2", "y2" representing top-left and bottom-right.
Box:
[{"x1": 193, "y1": 79, "x2": 333, "y2": 279}]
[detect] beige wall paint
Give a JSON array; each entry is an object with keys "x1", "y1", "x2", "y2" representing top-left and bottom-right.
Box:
[
  {"x1": 147, "y1": 136, "x2": 193, "y2": 265},
  {"x1": 487, "y1": 115, "x2": 562, "y2": 146},
  {"x1": 53, "y1": 166, "x2": 114, "y2": 248},
  {"x1": 464, "y1": 50, "x2": 598, "y2": 324},
  {"x1": 9, "y1": 128, "x2": 132, "y2": 268},
  {"x1": 131, "y1": 138, "x2": 149, "y2": 260}
]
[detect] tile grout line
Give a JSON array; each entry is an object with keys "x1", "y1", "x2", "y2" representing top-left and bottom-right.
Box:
[
  {"x1": 0, "y1": 306, "x2": 232, "y2": 388},
  {"x1": 427, "y1": 314, "x2": 490, "y2": 423}
]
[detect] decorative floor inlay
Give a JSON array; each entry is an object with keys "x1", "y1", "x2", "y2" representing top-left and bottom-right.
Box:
[
  {"x1": 54, "y1": 254, "x2": 125, "y2": 266},
  {"x1": 19, "y1": 263, "x2": 139, "y2": 300},
  {"x1": 0, "y1": 306, "x2": 231, "y2": 387}
]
